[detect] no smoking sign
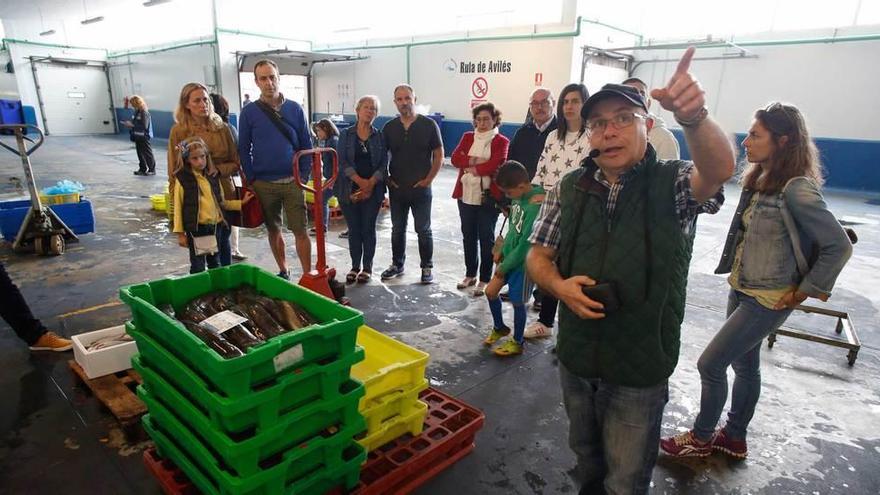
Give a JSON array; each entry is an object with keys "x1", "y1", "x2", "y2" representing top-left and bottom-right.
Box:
[{"x1": 471, "y1": 77, "x2": 489, "y2": 98}]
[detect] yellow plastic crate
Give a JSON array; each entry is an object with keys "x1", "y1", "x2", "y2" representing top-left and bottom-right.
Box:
[
  {"x1": 356, "y1": 396, "x2": 427, "y2": 452},
  {"x1": 360, "y1": 378, "x2": 428, "y2": 437},
  {"x1": 351, "y1": 325, "x2": 429, "y2": 404},
  {"x1": 39, "y1": 192, "x2": 80, "y2": 205},
  {"x1": 150, "y1": 193, "x2": 167, "y2": 212}
]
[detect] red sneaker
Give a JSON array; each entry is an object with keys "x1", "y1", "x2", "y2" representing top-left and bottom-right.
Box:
[
  {"x1": 712, "y1": 428, "x2": 748, "y2": 459},
  {"x1": 660, "y1": 430, "x2": 713, "y2": 458}
]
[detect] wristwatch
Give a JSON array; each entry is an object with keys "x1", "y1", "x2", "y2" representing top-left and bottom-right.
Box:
[{"x1": 675, "y1": 106, "x2": 709, "y2": 128}]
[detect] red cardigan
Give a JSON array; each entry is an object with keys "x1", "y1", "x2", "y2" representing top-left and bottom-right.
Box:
[{"x1": 450, "y1": 131, "x2": 510, "y2": 201}]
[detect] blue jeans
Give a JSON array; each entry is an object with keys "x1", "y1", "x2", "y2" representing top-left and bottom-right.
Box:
[
  {"x1": 693, "y1": 289, "x2": 793, "y2": 441},
  {"x1": 389, "y1": 186, "x2": 433, "y2": 269},
  {"x1": 341, "y1": 194, "x2": 383, "y2": 272},
  {"x1": 457, "y1": 199, "x2": 499, "y2": 283},
  {"x1": 559, "y1": 361, "x2": 668, "y2": 495}
]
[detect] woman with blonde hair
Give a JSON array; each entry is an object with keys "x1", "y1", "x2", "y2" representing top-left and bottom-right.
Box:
[
  {"x1": 123, "y1": 95, "x2": 155, "y2": 175},
  {"x1": 661, "y1": 102, "x2": 853, "y2": 460},
  {"x1": 168, "y1": 82, "x2": 241, "y2": 266}
]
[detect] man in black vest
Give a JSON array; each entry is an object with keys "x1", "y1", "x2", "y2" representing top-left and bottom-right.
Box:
[
  {"x1": 508, "y1": 88, "x2": 558, "y2": 181},
  {"x1": 526, "y1": 47, "x2": 735, "y2": 494}
]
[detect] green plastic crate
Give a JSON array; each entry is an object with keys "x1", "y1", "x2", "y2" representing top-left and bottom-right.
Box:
[
  {"x1": 143, "y1": 414, "x2": 364, "y2": 495},
  {"x1": 129, "y1": 323, "x2": 363, "y2": 435},
  {"x1": 136, "y1": 356, "x2": 365, "y2": 477},
  {"x1": 351, "y1": 325, "x2": 429, "y2": 404},
  {"x1": 119, "y1": 264, "x2": 362, "y2": 399}
]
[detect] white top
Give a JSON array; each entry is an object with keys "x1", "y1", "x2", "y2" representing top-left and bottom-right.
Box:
[
  {"x1": 532, "y1": 129, "x2": 591, "y2": 190},
  {"x1": 649, "y1": 114, "x2": 681, "y2": 161}
]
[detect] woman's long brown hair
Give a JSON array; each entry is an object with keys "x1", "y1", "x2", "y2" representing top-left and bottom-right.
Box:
[{"x1": 741, "y1": 102, "x2": 823, "y2": 194}]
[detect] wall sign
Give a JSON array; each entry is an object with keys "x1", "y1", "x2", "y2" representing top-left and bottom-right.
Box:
[
  {"x1": 458, "y1": 59, "x2": 513, "y2": 74},
  {"x1": 471, "y1": 77, "x2": 489, "y2": 99},
  {"x1": 535, "y1": 72, "x2": 543, "y2": 86}
]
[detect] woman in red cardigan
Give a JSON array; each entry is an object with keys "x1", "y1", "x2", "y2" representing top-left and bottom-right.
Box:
[{"x1": 451, "y1": 102, "x2": 510, "y2": 296}]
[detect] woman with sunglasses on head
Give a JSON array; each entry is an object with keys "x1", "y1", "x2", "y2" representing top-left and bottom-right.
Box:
[
  {"x1": 525, "y1": 83, "x2": 590, "y2": 340},
  {"x1": 661, "y1": 102, "x2": 853, "y2": 460},
  {"x1": 168, "y1": 83, "x2": 241, "y2": 266}
]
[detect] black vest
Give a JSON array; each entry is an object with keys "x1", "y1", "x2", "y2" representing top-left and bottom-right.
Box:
[{"x1": 175, "y1": 168, "x2": 223, "y2": 233}]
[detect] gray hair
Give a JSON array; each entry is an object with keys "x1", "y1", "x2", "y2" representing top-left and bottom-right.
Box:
[
  {"x1": 530, "y1": 87, "x2": 553, "y2": 103},
  {"x1": 356, "y1": 95, "x2": 380, "y2": 113}
]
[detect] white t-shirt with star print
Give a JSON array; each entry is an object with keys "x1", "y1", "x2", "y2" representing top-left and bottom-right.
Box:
[{"x1": 532, "y1": 129, "x2": 591, "y2": 191}]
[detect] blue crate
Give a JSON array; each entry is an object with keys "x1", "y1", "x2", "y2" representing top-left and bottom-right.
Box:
[
  {"x1": 0, "y1": 99, "x2": 23, "y2": 125},
  {"x1": 0, "y1": 198, "x2": 95, "y2": 241}
]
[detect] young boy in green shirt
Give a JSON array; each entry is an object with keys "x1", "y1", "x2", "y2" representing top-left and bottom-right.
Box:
[{"x1": 484, "y1": 161, "x2": 545, "y2": 356}]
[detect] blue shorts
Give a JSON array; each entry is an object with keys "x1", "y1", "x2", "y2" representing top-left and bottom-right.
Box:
[{"x1": 504, "y1": 268, "x2": 533, "y2": 305}]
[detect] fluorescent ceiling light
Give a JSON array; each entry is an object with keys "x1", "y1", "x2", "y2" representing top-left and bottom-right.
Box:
[
  {"x1": 40, "y1": 29, "x2": 56, "y2": 36},
  {"x1": 143, "y1": 0, "x2": 172, "y2": 6},
  {"x1": 81, "y1": 15, "x2": 104, "y2": 24}
]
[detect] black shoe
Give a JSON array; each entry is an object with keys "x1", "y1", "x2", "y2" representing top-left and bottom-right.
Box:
[
  {"x1": 278, "y1": 270, "x2": 290, "y2": 280},
  {"x1": 146, "y1": 170, "x2": 156, "y2": 176},
  {"x1": 133, "y1": 170, "x2": 147, "y2": 176}
]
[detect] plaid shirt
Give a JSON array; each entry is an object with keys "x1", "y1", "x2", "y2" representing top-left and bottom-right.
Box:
[{"x1": 529, "y1": 162, "x2": 724, "y2": 250}]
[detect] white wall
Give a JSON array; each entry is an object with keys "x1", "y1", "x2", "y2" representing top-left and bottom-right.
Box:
[
  {"x1": 631, "y1": 27, "x2": 880, "y2": 141},
  {"x1": 0, "y1": 50, "x2": 19, "y2": 99},
  {"x1": 108, "y1": 42, "x2": 216, "y2": 113},
  {"x1": 313, "y1": 33, "x2": 578, "y2": 122}
]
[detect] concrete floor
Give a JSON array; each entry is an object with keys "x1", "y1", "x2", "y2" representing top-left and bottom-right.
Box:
[{"x1": 1, "y1": 134, "x2": 878, "y2": 495}]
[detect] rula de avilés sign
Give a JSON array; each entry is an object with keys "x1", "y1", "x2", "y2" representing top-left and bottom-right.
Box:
[{"x1": 459, "y1": 59, "x2": 512, "y2": 74}]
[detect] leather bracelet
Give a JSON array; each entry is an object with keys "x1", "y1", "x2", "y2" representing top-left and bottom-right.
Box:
[{"x1": 674, "y1": 106, "x2": 709, "y2": 128}]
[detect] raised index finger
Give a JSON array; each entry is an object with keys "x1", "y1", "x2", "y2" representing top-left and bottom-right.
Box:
[{"x1": 674, "y1": 46, "x2": 696, "y2": 76}]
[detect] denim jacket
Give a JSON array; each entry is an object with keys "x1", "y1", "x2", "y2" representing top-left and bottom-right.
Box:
[
  {"x1": 715, "y1": 177, "x2": 852, "y2": 298},
  {"x1": 336, "y1": 125, "x2": 388, "y2": 205}
]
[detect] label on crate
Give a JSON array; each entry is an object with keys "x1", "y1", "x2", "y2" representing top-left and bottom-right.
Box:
[
  {"x1": 199, "y1": 310, "x2": 249, "y2": 335},
  {"x1": 273, "y1": 344, "x2": 304, "y2": 372}
]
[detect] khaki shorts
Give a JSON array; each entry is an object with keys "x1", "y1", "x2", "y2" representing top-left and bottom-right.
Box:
[{"x1": 252, "y1": 180, "x2": 307, "y2": 234}]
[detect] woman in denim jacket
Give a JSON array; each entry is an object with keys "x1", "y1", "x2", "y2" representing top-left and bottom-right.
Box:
[
  {"x1": 337, "y1": 95, "x2": 389, "y2": 284},
  {"x1": 661, "y1": 103, "x2": 852, "y2": 460}
]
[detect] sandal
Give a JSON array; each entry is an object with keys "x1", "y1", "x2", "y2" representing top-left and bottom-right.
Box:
[
  {"x1": 472, "y1": 281, "x2": 488, "y2": 297},
  {"x1": 457, "y1": 276, "x2": 477, "y2": 290},
  {"x1": 483, "y1": 326, "x2": 510, "y2": 346},
  {"x1": 345, "y1": 270, "x2": 358, "y2": 284},
  {"x1": 357, "y1": 271, "x2": 371, "y2": 283}
]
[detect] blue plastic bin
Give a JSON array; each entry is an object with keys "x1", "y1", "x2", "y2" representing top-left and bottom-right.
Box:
[
  {"x1": 0, "y1": 99, "x2": 24, "y2": 125},
  {"x1": 0, "y1": 199, "x2": 95, "y2": 241}
]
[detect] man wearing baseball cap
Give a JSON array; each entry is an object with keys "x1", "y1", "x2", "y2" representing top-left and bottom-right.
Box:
[{"x1": 527, "y1": 47, "x2": 735, "y2": 493}]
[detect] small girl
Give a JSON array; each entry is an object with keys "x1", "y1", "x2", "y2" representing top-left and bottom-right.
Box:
[{"x1": 172, "y1": 138, "x2": 250, "y2": 273}]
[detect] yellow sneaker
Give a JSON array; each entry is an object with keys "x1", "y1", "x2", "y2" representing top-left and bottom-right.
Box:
[
  {"x1": 29, "y1": 332, "x2": 73, "y2": 352},
  {"x1": 483, "y1": 327, "x2": 510, "y2": 346},
  {"x1": 493, "y1": 340, "x2": 523, "y2": 357}
]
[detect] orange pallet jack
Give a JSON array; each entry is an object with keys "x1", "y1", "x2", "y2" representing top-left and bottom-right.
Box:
[{"x1": 293, "y1": 147, "x2": 348, "y2": 304}]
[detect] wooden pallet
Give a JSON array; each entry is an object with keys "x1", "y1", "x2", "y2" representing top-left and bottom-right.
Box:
[{"x1": 69, "y1": 360, "x2": 147, "y2": 426}]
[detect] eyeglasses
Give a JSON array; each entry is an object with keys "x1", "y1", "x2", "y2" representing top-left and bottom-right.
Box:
[
  {"x1": 529, "y1": 100, "x2": 552, "y2": 108},
  {"x1": 586, "y1": 112, "x2": 647, "y2": 133}
]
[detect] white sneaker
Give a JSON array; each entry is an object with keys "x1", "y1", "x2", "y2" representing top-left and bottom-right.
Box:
[
  {"x1": 472, "y1": 281, "x2": 487, "y2": 297},
  {"x1": 524, "y1": 322, "x2": 553, "y2": 339}
]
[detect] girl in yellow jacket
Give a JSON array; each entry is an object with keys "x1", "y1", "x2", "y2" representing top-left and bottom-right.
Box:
[{"x1": 172, "y1": 138, "x2": 251, "y2": 273}]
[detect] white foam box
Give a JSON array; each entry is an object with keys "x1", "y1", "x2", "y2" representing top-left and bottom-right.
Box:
[{"x1": 72, "y1": 325, "x2": 138, "y2": 379}]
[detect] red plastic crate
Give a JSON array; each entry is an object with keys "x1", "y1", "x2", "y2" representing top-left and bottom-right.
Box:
[
  {"x1": 143, "y1": 448, "x2": 199, "y2": 495},
  {"x1": 349, "y1": 387, "x2": 485, "y2": 495}
]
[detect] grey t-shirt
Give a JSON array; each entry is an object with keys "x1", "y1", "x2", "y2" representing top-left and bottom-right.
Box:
[{"x1": 382, "y1": 115, "x2": 443, "y2": 188}]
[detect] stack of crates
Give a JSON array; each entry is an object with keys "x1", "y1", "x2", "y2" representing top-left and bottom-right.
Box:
[
  {"x1": 120, "y1": 264, "x2": 368, "y2": 495},
  {"x1": 350, "y1": 326, "x2": 430, "y2": 452}
]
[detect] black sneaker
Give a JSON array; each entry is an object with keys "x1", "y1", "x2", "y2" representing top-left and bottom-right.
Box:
[
  {"x1": 420, "y1": 268, "x2": 433, "y2": 284},
  {"x1": 278, "y1": 270, "x2": 290, "y2": 280},
  {"x1": 133, "y1": 170, "x2": 147, "y2": 176},
  {"x1": 146, "y1": 170, "x2": 156, "y2": 176},
  {"x1": 380, "y1": 265, "x2": 404, "y2": 280}
]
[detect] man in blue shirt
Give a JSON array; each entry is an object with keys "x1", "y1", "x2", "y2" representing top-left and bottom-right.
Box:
[{"x1": 238, "y1": 59, "x2": 313, "y2": 279}]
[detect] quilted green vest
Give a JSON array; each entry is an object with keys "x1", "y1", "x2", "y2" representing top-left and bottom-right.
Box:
[{"x1": 556, "y1": 149, "x2": 695, "y2": 387}]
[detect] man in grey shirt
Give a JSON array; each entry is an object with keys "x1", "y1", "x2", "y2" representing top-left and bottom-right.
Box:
[{"x1": 380, "y1": 84, "x2": 444, "y2": 284}]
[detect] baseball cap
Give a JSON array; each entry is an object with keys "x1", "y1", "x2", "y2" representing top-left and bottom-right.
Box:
[{"x1": 581, "y1": 83, "x2": 648, "y2": 120}]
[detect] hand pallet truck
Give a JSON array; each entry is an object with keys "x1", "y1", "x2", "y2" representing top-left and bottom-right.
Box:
[
  {"x1": 0, "y1": 124, "x2": 77, "y2": 255},
  {"x1": 293, "y1": 147, "x2": 348, "y2": 304}
]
